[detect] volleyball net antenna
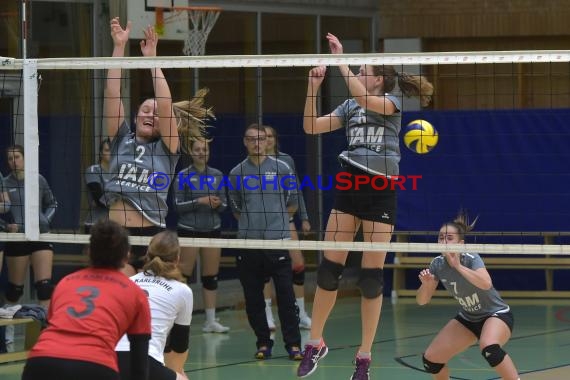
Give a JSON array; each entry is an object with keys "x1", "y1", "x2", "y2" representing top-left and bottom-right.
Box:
[{"x1": 1, "y1": 51, "x2": 570, "y2": 259}]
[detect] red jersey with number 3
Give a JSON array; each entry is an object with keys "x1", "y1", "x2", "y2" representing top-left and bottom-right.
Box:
[{"x1": 28, "y1": 267, "x2": 151, "y2": 371}]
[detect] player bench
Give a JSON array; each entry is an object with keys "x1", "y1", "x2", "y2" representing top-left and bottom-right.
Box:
[
  {"x1": 390, "y1": 231, "x2": 570, "y2": 300},
  {"x1": 0, "y1": 318, "x2": 41, "y2": 363}
]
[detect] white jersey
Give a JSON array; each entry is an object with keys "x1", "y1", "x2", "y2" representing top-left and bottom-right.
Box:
[{"x1": 116, "y1": 271, "x2": 193, "y2": 364}]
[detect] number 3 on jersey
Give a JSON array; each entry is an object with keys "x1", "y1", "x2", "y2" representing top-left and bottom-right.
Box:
[{"x1": 67, "y1": 286, "x2": 100, "y2": 318}]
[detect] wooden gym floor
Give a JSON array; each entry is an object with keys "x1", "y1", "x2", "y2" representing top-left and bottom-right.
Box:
[{"x1": 1, "y1": 297, "x2": 570, "y2": 379}]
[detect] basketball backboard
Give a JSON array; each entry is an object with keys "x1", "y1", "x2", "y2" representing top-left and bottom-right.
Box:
[{"x1": 127, "y1": 0, "x2": 189, "y2": 40}]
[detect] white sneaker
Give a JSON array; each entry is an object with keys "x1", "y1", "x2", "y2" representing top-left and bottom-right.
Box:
[
  {"x1": 266, "y1": 310, "x2": 276, "y2": 331},
  {"x1": 202, "y1": 319, "x2": 230, "y2": 333},
  {"x1": 299, "y1": 313, "x2": 312, "y2": 330},
  {"x1": 0, "y1": 304, "x2": 22, "y2": 319}
]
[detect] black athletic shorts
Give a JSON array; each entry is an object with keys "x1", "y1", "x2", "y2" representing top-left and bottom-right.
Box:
[
  {"x1": 22, "y1": 357, "x2": 119, "y2": 380},
  {"x1": 333, "y1": 164, "x2": 397, "y2": 224},
  {"x1": 177, "y1": 228, "x2": 221, "y2": 239},
  {"x1": 117, "y1": 352, "x2": 176, "y2": 380},
  {"x1": 4, "y1": 241, "x2": 54, "y2": 257},
  {"x1": 455, "y1": 310, "x2": 514, "y2": 339}
]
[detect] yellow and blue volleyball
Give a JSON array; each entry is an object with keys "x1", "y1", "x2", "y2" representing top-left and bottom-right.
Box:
[{"x1": 403, "y1": 119, "x2": 438, "y2": 154}]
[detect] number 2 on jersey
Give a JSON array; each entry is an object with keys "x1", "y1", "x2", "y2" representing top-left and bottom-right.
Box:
[{"x1": 135, "y1": 145, "x2": 146, "y2": 163}]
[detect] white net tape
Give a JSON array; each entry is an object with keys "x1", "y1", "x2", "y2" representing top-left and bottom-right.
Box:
[
  {"x1": 183, "y1": 10, "x2": 221, "y2": 56},
  {"x1": 3, "y1": 51, "x2": 570, "y2": 257},
  {"x1": 5, "y1": 51, "x2": 570, "y2": 70},
  {"x1": 0, "y1": 232, "x2": 569, "y2": 255}
]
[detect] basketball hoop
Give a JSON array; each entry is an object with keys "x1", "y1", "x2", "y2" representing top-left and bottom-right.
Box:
[{"x1": 156, "y1": 6, "x2": 221, "y2": 56}]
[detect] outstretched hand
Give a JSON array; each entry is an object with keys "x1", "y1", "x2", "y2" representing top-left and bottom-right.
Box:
[
  {"x1": 418, "y1": 269, "x2": 437, "y2": 285},
  {"x1": 326, "y1": 33, "x2": 343, "y2": 55},
  {"x1": 308, "y1": 66, "x2": 327, "y2": 89},
  {"x1": 110, "y1": 17, "x2": 131, "y2": 47},
  {"x1": 140, "y1": 25, "x2": 158, "y2": 57}
]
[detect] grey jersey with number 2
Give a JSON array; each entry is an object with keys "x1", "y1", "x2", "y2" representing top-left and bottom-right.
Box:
[
  {"x1": 335, "y1": 95, "x2": 402, "y2": 176},
  {"x1": 429, "y1": 253, "x2": 510, "y2": 322},
  {"x1": 104, "y1": 122, "x2": 180, "y2": 227}
]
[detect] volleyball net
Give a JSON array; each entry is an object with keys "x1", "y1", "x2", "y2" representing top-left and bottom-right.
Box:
[{"x1": 1, "y1": 51, "x2": 570, "y2": 259}]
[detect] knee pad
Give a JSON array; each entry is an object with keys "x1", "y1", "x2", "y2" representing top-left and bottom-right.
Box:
[
  {"x1": 5, "y1": 282, "x2": 24, "y2": 303},
  {"x1": 316, "y1": 257, "x2": 344, "y2": 291},
  {"x1": 356, "y1": 268, "x2": 384, "y2": 299},
  {"x1": 201, "y1": 275, "x2": 218, "y2": 291},
  {"x1": 422, "y1": 355, "x2": 445, "y2": 374},
  {"x1": 481, "y1": 344, "x2": 506, "y2": 367},
  {"x1": 292, "y1": 264, "x2": 305, "y2": 286},
  {"x1": 34, "y1": 279, "x2": 54, "y2": 301}
]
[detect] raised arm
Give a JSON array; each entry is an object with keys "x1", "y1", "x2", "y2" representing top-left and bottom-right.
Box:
[
  {"x1": 140, "y1": 26, "x2": 179, "y2": 153},
  {"x1": 326, "y1": 33, "x2": 397, "y2": 115},
  {"x1": 303, "y1": 66, "x2": 343, "y2": 135},
  {"x1": 104, "y1": 17, "x2": 129, "y2": 141},
  {"x1": 445, "y1": 252, "x2": 493, "y2": 290},
  {"x1": 416, "y1": 268, "x2": 439, "y2": 305}
]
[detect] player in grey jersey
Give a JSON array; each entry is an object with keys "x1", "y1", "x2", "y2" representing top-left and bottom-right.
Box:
[
  {"x1": 262, "y1": 125, "x2": 312, "y2": 331},
  {"x1": 417, "y1": 211, "x2": 520, "y2": 380},
  {"x1": 174, "y1": 138, "x2": 229, "y2": 333},
  {"x1": 3, "y1": 145, "x2": 57, "y2": 307},
  {"x1": 103, "y1": 18, "x2": 213, "y2": 275},
  {"x1": 229, "y1": 124, "x2": 302, "y2": 361},
  {"x1": 298, "y1": 33, "x2": 434, "y2": 380}
]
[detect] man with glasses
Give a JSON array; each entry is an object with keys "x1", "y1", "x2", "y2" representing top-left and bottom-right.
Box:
[{"x1": 228, "y1": 123, "x2": 302, "y2": 361}]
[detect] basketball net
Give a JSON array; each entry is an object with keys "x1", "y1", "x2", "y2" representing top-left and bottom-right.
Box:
[
  {"x1": 155, "y1": 7, "x2": 220, "y2": 56},
  {"x1": 183, "y1": 8, "x2": 221, "y2": 56}
]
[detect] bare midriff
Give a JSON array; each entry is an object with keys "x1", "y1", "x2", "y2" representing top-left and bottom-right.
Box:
[{"x1": 109, "y1": 198, "x2": 154, "y2": 227}]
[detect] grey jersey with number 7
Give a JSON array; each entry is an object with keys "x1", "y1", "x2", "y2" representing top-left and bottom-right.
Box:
[{"x1": 429, "y1": 253, "x2": 510, "y2": 322}]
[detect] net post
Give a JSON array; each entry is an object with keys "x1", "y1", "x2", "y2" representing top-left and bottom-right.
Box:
[{"x1": 23, "y1": 59, "x2": 40, "y2": 240}]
